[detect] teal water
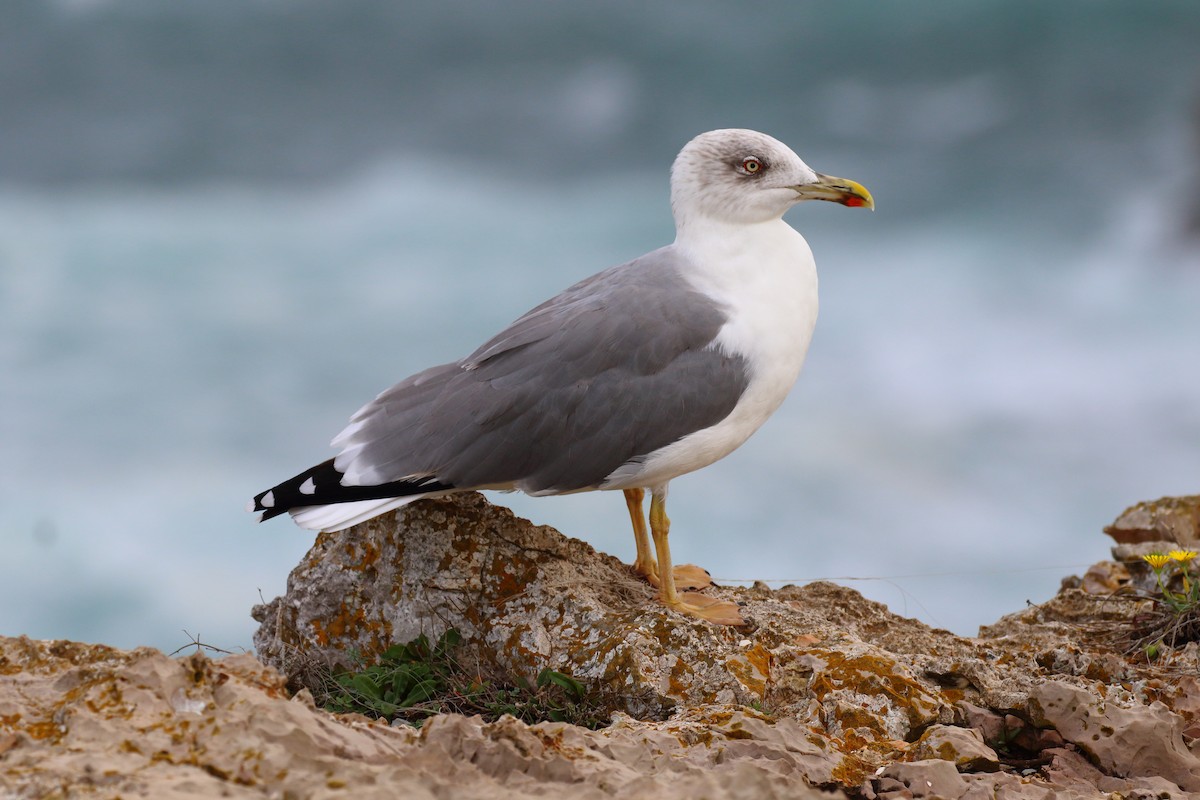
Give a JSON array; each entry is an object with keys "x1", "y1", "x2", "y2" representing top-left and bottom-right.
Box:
[{"x1": 2, "y1": 1, "x2": 1199, "y2": 649}]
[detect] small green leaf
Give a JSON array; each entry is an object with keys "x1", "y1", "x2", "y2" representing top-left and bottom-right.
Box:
[
  {"x1": 349, "y1": 673, "x2": 383, "y2": 699},
  {"x1": 380, "y1": 644, "x2": 408, "y2": 662},
  {"x1": 537, "y1": 669, "x2": 585, "y2": 701},
  {"x1": 401, "y1": 678, "x2": 440, "y2": 707}
]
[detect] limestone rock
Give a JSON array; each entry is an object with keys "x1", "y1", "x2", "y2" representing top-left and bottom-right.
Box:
[
  {"x1": 0, "y1": 635, "x2": 845, "y2": 799},
  {"x1": 252, "y1": 492, "x2": 956, "y2": 750},
  {"x1": 1078, "y1": 560, "x2": 1129, "y2": 595},
  {"x1": 953, "y1": 701, "x2": 1007, "y2": 747},
  {"x1": 12, "y1": 493, "x2": 1200, "y2": 797},
  {"x1": 241, "y1": 491, "x2": 1200, "y2": 797},
  {"x1": 1104, "y1": 494, "x2": 1200, "y2": 545},
  {"x1": 863, "y1": 758, "x2": 968, "y2": 798},
  {"x1": 1026, "y1": 680, "x2": 1200, "y2": 791},
  {"x1": 909, "y1": 724, "x2": 999, "y2": 772}
]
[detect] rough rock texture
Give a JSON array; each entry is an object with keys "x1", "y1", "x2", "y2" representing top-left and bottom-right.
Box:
[
  {"x1": 1104, "y1": 494, "x2": 1200, "y2": 545},
  {"x1": 0, "y1": 636, "x2": 838, "y2": 799},
  {"x1": 8, "y1": 493, "x2": 1200, "y2": 798},
  {"x1": 252, "y1": 493, "x2": 960, "y2": 732},
  {"x1": 908, "y1": 724, "x2": 998, "y2": 772},
  {"x1": 1027, "y1": 681, "x2": 1200, "y2": 791}
]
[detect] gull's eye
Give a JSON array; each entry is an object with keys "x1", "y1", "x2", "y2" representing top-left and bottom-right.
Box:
[{"x1": 741, "y1": 157, "x2": 763, "y2": 174}]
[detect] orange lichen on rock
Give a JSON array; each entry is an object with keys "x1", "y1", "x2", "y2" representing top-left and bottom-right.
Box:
[
  {"x1": 724, "y1": 643, "x2": 771, "y2": 699},
  {"x1": 229, "y1": 493, "x2": 1200, "y2": 797}
]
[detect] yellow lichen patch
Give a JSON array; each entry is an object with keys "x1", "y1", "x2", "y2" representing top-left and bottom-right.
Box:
[
  {"x1": 745, "y1": 641, "x2": 772, "y2": 676},
  {"x1": 721, "y1": 720, "x2": 755, "y2": 740},
  {"x1": 83, "y1": 680, "x2": 126, "y2": 715},
  {"x1": 344, "y1": 538, "x2": 382, "y2": 571},
  {"x1": 806, "y1": 648, "x2": 941, "y2": 740},
  {"x1": 940, "y1": 687, "x2": 965, "y2": 704},
  {"x1": 23, "y1": 720, "x2": 64, "y2": 742},
  {"x1": 935, "y1": 741, "x2": 960, "y2": 761},
  {"x1": 667, "y1": 657, "x2": 697, "y2": 699},
  {"x1": 308, "y1": 599, "x2": 391, "y2": 658},
  {"x1": 489, "y1": 555, "x2": 533, "y2": 600},
  {"x1": 535, "y1": 729, "x2": 566, "y2": 751},
  {"x1": 829, "y1": 750, "x2": 878, "y2": 788},
  {"x1": 310, "y1": 532, "x2": 336, "y2": 568},
  {"x1": 725, "y1": 643, "x2": 772, "y2": 699},
  {"x1": 828, "y1": 704, "x2": 889, "y2": 750}
]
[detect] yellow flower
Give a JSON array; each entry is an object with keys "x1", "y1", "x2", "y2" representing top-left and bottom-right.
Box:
[
  {"x1": 1169, "y1": 550, "x2": 1198, "y2": 563},
  {"x1": 1143, "y1": 553, "x2": 1173, "y2": 569}
]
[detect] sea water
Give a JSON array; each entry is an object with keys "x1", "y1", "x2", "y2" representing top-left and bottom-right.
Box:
[{"x1": 1, "y1": 1, "x2": 1198, "y2": 650}]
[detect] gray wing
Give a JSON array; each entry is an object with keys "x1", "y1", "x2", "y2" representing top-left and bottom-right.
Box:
[{"x1": 332, "y1": 246, "x2": 750, "y2": 493}]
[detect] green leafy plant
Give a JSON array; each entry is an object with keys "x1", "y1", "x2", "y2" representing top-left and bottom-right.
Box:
[
  {"x1": 1142, "y1": 551, "x2": 1200, "y2": 612},
  {"x1": 1125, "y1": 550, "x2": 1200, "y2": 656},
  {"x1": 324, "y1": 630, "x2": 462, "y2": 718},
  {"x1": 319, "y1": 629, "x2": 611, "y2": 729}
]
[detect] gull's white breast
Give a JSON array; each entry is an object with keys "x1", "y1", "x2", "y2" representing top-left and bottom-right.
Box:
[{"x1": 603, "y1": 217, "x2": 819, "y2": 491}]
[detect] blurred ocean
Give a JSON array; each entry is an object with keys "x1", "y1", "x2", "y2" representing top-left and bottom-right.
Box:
[{"x1": 2, "y1": 1, "x2": 1199, "y2": 650}]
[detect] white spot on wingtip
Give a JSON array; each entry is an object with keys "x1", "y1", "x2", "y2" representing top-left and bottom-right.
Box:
[
  {"x1": 261, "y1": 490, "x2": 275, "y2": 508},
  {"x1": 245, "y1": 499, "x2": 255, "y2": 512},
  {"x1": 299, "y1": 477, "x2": 316, "y2": 495}
]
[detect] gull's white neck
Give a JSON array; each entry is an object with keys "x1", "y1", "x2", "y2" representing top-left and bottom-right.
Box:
[
  {"x1": 607, "y1": 213, "x2": 820, "y2": 491},
  {"x1": 672, "y1": 215, "x2": 818, "y2": 352}
]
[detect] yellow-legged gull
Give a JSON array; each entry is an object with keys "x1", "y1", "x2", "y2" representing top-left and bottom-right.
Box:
[{"x1": 250, "y1": 128, "x2": 873, "y2": 625}]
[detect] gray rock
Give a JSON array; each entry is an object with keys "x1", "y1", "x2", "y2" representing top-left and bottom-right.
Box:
[
  {"x1": 909, "y1": 724, "x2": 999, "y2": 772},
  {"x1": 252, "y1": 492, "x2": 953, "y2": 742},
  {"x1": 1027, "y1": 680, "x2": 1200, "y2": 791},
  {"x1": 243, "y1": 491, "x2": 1200, "y2": 798},
  {"x1": 1104, "y1": 495, "x2": 1200, "y2": 546},
  {"x1": 862, "y1": 759, "x2": 969, "y2": 799}
]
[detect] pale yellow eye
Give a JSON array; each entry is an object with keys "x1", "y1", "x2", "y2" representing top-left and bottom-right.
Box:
[{"x1": 741, "y1": 157, "x2": 762, "y2": 174}]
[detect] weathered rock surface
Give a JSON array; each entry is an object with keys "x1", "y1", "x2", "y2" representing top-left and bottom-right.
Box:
[
  {"x1": 1027, "y1": 680, "x2": 1200, "y2": 791},
  {"x1": 0, "y1": 636, "x2": 838, "y2": 799},
  {"x1": 1104, "y1": 494, "x2": 1200, "y2": 545},
  {"x1": 7, "y1": 493, "x2": 1200, "y2": 798},
  {"x1": 908, "y1": 724, "x2": 999, "y2": 772}
]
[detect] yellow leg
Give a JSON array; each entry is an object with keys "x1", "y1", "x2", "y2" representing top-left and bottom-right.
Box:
[
  {"x1": 625, "y1": 488, "x2": 712, "y2": 590},
  {"x1": 624, "y1": 488, "x2": 658, "y2": 582},
  {"x1": 648, "y1": 490, "x2": 744, "y2": 626},
  {"x1": 648, "y1": 491, "x2": 678, "y2": 603}
]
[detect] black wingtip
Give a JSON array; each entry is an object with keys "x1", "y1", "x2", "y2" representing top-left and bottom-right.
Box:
[{"x1": 249, "y1": 458, "x2": 456, "y2": 522}]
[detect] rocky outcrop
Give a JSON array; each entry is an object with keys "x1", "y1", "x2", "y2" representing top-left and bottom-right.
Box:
[
  {"x1": 5, "y1": 493, "x2": 1200, "y2": 798},
  {"x1": 251, "y1": 492, "x2": 967, "y2": 734},
  {"x1": 0, "y1": 637, "x2": 839, "y2": 799},
  {"x1": 1104, "y1": 494, "x2": 1200, "y2": 546}
]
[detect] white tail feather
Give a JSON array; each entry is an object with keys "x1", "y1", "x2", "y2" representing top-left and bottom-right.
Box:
[{"x1": 287, "y1": 493, "x2": 445, "y2": 532}]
